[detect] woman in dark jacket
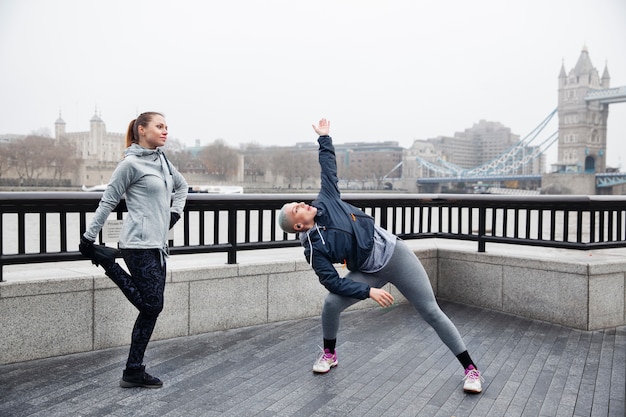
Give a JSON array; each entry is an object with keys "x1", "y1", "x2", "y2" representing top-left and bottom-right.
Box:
[{"x1": 278, "y1": 118, "x2": 482, "y2": 394}]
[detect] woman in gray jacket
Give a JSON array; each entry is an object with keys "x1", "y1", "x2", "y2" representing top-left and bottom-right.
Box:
[{"x1": 79, "y1": 112, "x2": 188, "y2": 388}]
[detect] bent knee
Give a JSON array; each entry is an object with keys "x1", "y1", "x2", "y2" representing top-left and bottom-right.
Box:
[
  {"x1": 417, "y1": 304, "x2": 446, "y2": 325},
  {"x1": 140, "y1": 303, "x2": 163, "y2": 317},
  {"x1": 323, "y1": 294, "x2": 353, "y2": 314}
]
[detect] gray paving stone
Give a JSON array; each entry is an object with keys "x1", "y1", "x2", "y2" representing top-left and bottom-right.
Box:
[{"x1": 0, "y1": 301, "x2": 624, "y2": 417}]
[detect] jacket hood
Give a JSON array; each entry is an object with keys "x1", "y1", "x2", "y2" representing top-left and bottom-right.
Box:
[{"x1": 124, "y1": 143, "x2": 162, "y2": 158}]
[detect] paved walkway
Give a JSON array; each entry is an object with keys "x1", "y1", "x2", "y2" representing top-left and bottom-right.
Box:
[{"x1": 1, "y1": 300, "x2": 624, "y2": 417}]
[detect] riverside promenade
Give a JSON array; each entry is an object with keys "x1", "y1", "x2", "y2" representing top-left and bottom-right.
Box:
[{"x1": 0, "y1": 248, "x2": 625, "y2": 416}]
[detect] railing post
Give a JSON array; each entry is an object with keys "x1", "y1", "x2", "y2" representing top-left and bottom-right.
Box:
[
  {"x1": 379, "y1": 204, "x2": 388, "y2": 230},
  {"x1": 0, "y1": 213, "x2": 3, "y2": 282},
  {"x1": 478, "y1": 206, "x2": 486, "y2": 252},
  {"x1": 227, "y1": 208, "x2": 237, "y2": 264}
]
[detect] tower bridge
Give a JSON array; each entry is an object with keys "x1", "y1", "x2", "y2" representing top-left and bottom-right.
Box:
[
  {"x1": 586, "y1": 85, "x2": 626, "y2": 104},
  {"x1": 414, "y1": 47, "x2": 626, "y2": 194}
]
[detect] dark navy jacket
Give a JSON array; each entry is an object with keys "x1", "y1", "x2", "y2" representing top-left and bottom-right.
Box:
[{"x1": 302, "y1": 135, "x2": 375, "y2": 299}]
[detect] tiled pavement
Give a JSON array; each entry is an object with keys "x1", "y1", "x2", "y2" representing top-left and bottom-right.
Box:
[{"x1": 0, "y1": 301, "x2": 624, "y2": 417}]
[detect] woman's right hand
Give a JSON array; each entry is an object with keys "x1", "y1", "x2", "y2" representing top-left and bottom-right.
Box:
[
  {"x1": 312, "y1": 118, "x2": 330, "y2": 136},
  {"x1": 369, "y1": 287, "x2": 394, "y2": 308}
]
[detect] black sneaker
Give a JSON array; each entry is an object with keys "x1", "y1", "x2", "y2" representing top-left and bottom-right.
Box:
[
  {"x1": 80, "y1": 242, "x2": 119, "y2": 267},
  {"x1": 119, "y1": 365, "x2": 163, "y2": 389},
  {"x1": 90, "y1": 244, "x2": 119, "y2": 267}
]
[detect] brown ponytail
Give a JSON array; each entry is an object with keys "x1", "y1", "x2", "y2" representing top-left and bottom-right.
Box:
[
  {"x1": 125, "y1": 119, "x2": 137, "y2": 148},
  {"x1": 125, "y1": 112, "x2": 164, "y2": 148}
]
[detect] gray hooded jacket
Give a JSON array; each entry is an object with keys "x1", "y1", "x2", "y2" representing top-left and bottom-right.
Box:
[{"x1": 84, "y1": 144, "x2": 188, "y2": 253}]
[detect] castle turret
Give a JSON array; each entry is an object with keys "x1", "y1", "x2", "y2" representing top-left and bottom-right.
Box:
[
  {"x1": 601, "y1": 62, "x2": 611, "y2": 88},
  {"x1": 90, "y1": 109, "x2": 106, "y2": 138},
  {"x1": 558, "y1": 60, "x2": 567, "y2": 89},
  {"x1": 54, "y1": 111, "x2": 66, "y2": 139}
]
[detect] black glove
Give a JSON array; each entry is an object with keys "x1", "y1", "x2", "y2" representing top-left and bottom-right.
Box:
[
  {"x1": 79, "y1": 235, "x2": 95, "y2": 258},
  {"x1": 169, "y1": 212, "x2": 180, "y2": 229}
]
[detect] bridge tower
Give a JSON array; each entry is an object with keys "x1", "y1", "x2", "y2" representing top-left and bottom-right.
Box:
[{"x1": 557, "y1": 46, "x2": 610, "y2": 173}]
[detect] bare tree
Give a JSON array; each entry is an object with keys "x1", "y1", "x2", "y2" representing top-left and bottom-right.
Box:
[
  {"x1": 241, "y1": 142, "x2": 268, "y2": 183},
  {"x1": 162, "y1": 137, "x2": 186, "y2": 154},
  {"x1": 9, "y1": 135, "x2": 55, "y2": 186},
  {"x1": 31, "y1": 127, "x2": 53, "y2": 137},
  {"x1": 337, "y1": 152, "x2": 366, "y2": 190},
  {"x1": 49, "y1": 139, "x2": 79, "y2": 186},
  {"x1": 0, "y1": 143, "x2": 11, "y2": 180},
  {"x1": 162, "y1": 138, "x2": 198, "y2": 174},
  {"x1": 197, "y1": 139, "x2": 240, "y2": 181},
  {"x1": 271, "y1": 148, "x2": 318, "y2": 189}
]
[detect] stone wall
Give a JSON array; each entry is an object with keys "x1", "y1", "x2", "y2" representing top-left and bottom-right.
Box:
[
  {"x1": 541, "y1": 173, "x2": 597, "y2": 194},
  {"x1": 1, "y1": 242, "x2": 624, "y2": 365}
]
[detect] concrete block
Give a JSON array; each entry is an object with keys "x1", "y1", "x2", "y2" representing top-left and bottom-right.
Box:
[
  {"x1": 189, "y1": 275, "x2": 267, "y2": 334},
  {"x1": 587, "y1": 258, "x2": 626, "y2": 275},
  {"x1": 588, "y1": 273, "x2": 625, "y2": 329},
  {"x1": 268, "y1": 270, "x2": 327, "y2": 322},
  {"x1": 94, "y1": 274, "x2": 117, "y2": 290},
  {"x1": 438, "y1": 257, "x2": 503, "y2": 310},
  {"x1": 93, "y1": 288, "x2": 136, "y2": 350},
  {"x1": 503, "y1": 266, "x2": 588, "y2": 329},
  {"x1": 0, "y1": 291, "x2": 93, "y2": 364},
  {"x1": 93, "y1": 282, "x2": 191, "y2": 350},
  {"x1": 388, "y1": 283, "x2": 408, "y2": 305},
  {"x1": 440, "y1": 246, "x2": 587, "y2": 275},
  {"x1": 295, "y1": 260, "x2": 313, "y2": 272},
  {"x1": 154, "y1": 282, "x2": 190, "y2": 340},
  {"x1": 239, "y1": 260, "x2": 296, "y2": 277},
  {"x1": 172, "y1": 264, "x2": 238, "y2": 282},
  {"x1": 1, "y1": 277, "x2": 92, "y2": 297}
]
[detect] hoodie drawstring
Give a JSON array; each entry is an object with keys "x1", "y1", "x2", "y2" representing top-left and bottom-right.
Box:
[
  {"x1": 158, "y1": 246, "x2": 169, "y2": 267},
  {"x1": 154, "y1": 149, "x2": 173, "y2": 189},
  {"x1": 305, "y1": 224, "x2": 325, "y2": 267},
  {"x1": 161, "y1": 151, "x2": 173, "y2": 176}
]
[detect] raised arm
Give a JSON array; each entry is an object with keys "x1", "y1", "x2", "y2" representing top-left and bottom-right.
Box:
[{"x1": 314, "y1": 119, "x2": 341, "y2": 199}]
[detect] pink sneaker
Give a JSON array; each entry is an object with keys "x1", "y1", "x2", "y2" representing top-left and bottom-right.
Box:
[
  {"x1": 463, "y1": 365, "x2": 483, "y2": 393},
  {"x1": 313, "y1": 348, "x2": 338, "y2": 373}
]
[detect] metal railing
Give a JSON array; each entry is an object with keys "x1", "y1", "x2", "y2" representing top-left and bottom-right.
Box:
[{"x1": 2, "y1": 192, "x2": 626, "y2": 281}]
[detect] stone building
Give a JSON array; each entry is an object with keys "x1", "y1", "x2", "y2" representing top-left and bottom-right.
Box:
[
  {"x1": 428, "y1": 120, "x2": 520, "y2": 169},
  {"x1": 54, "y1": 111, "x2": 125, "y2": 186},
  {"x1": 405, "y1": 119, "x2": 544, "y2": 179},
  {"x1": 556, "y1": 45, "x2": 610, "y2": 173}
]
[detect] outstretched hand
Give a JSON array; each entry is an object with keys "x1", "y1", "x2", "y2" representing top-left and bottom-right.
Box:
[
  {"x1": 369, "y1": 287, "x2": 395, "y2": 308},
  {"x1": 312, "y1": 118, "x2": 330, "y2": 136}
]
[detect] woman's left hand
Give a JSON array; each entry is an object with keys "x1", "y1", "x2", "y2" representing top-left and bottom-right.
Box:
[{"x1": 369, "y1": 287, "x2": 395, "y2": 308}]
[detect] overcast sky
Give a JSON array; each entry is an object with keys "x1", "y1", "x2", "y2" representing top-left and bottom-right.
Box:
[{"x1": 1, "y1": 0, "x2": 625, "y2": 168}]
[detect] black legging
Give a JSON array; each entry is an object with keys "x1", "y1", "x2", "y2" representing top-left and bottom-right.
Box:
[{"x1": 105, "y1": 249, "x2": 166, "y2": 369}]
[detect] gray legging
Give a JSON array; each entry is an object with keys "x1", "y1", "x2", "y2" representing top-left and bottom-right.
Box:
[{"x1": 321, "y1": 239, "x2": 467, "y2": 356}]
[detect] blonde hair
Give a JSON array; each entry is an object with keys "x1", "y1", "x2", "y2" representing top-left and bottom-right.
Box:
[{"x1": 278, "y1": 204, "x2": 296, "y2": 233}]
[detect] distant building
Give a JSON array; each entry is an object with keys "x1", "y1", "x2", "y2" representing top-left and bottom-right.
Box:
[
  {"x1": 335, "y1": 141, "x2": 404, "y2": 182},
  {"x1": 54, "y1": 111, "x2": 125, "y2": 186},
  {"x1": 405, "y1": 120, "x2": 545, "y2": 178},
  {"x1": 428, "y1": 120, "x2": 520, "y2": 169},
  {"x1": 402, "y1": 140, "x2": 442, "y2": 174},
  {"x1": 241, "y1": 140, "x2": 404, "y2": 190},
  {"x1": 0, "y1": 134, "x2": 25, "y2": 144},
  {"x1": 556, "y1": 46, "x2": 610, "y2": 173}
]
